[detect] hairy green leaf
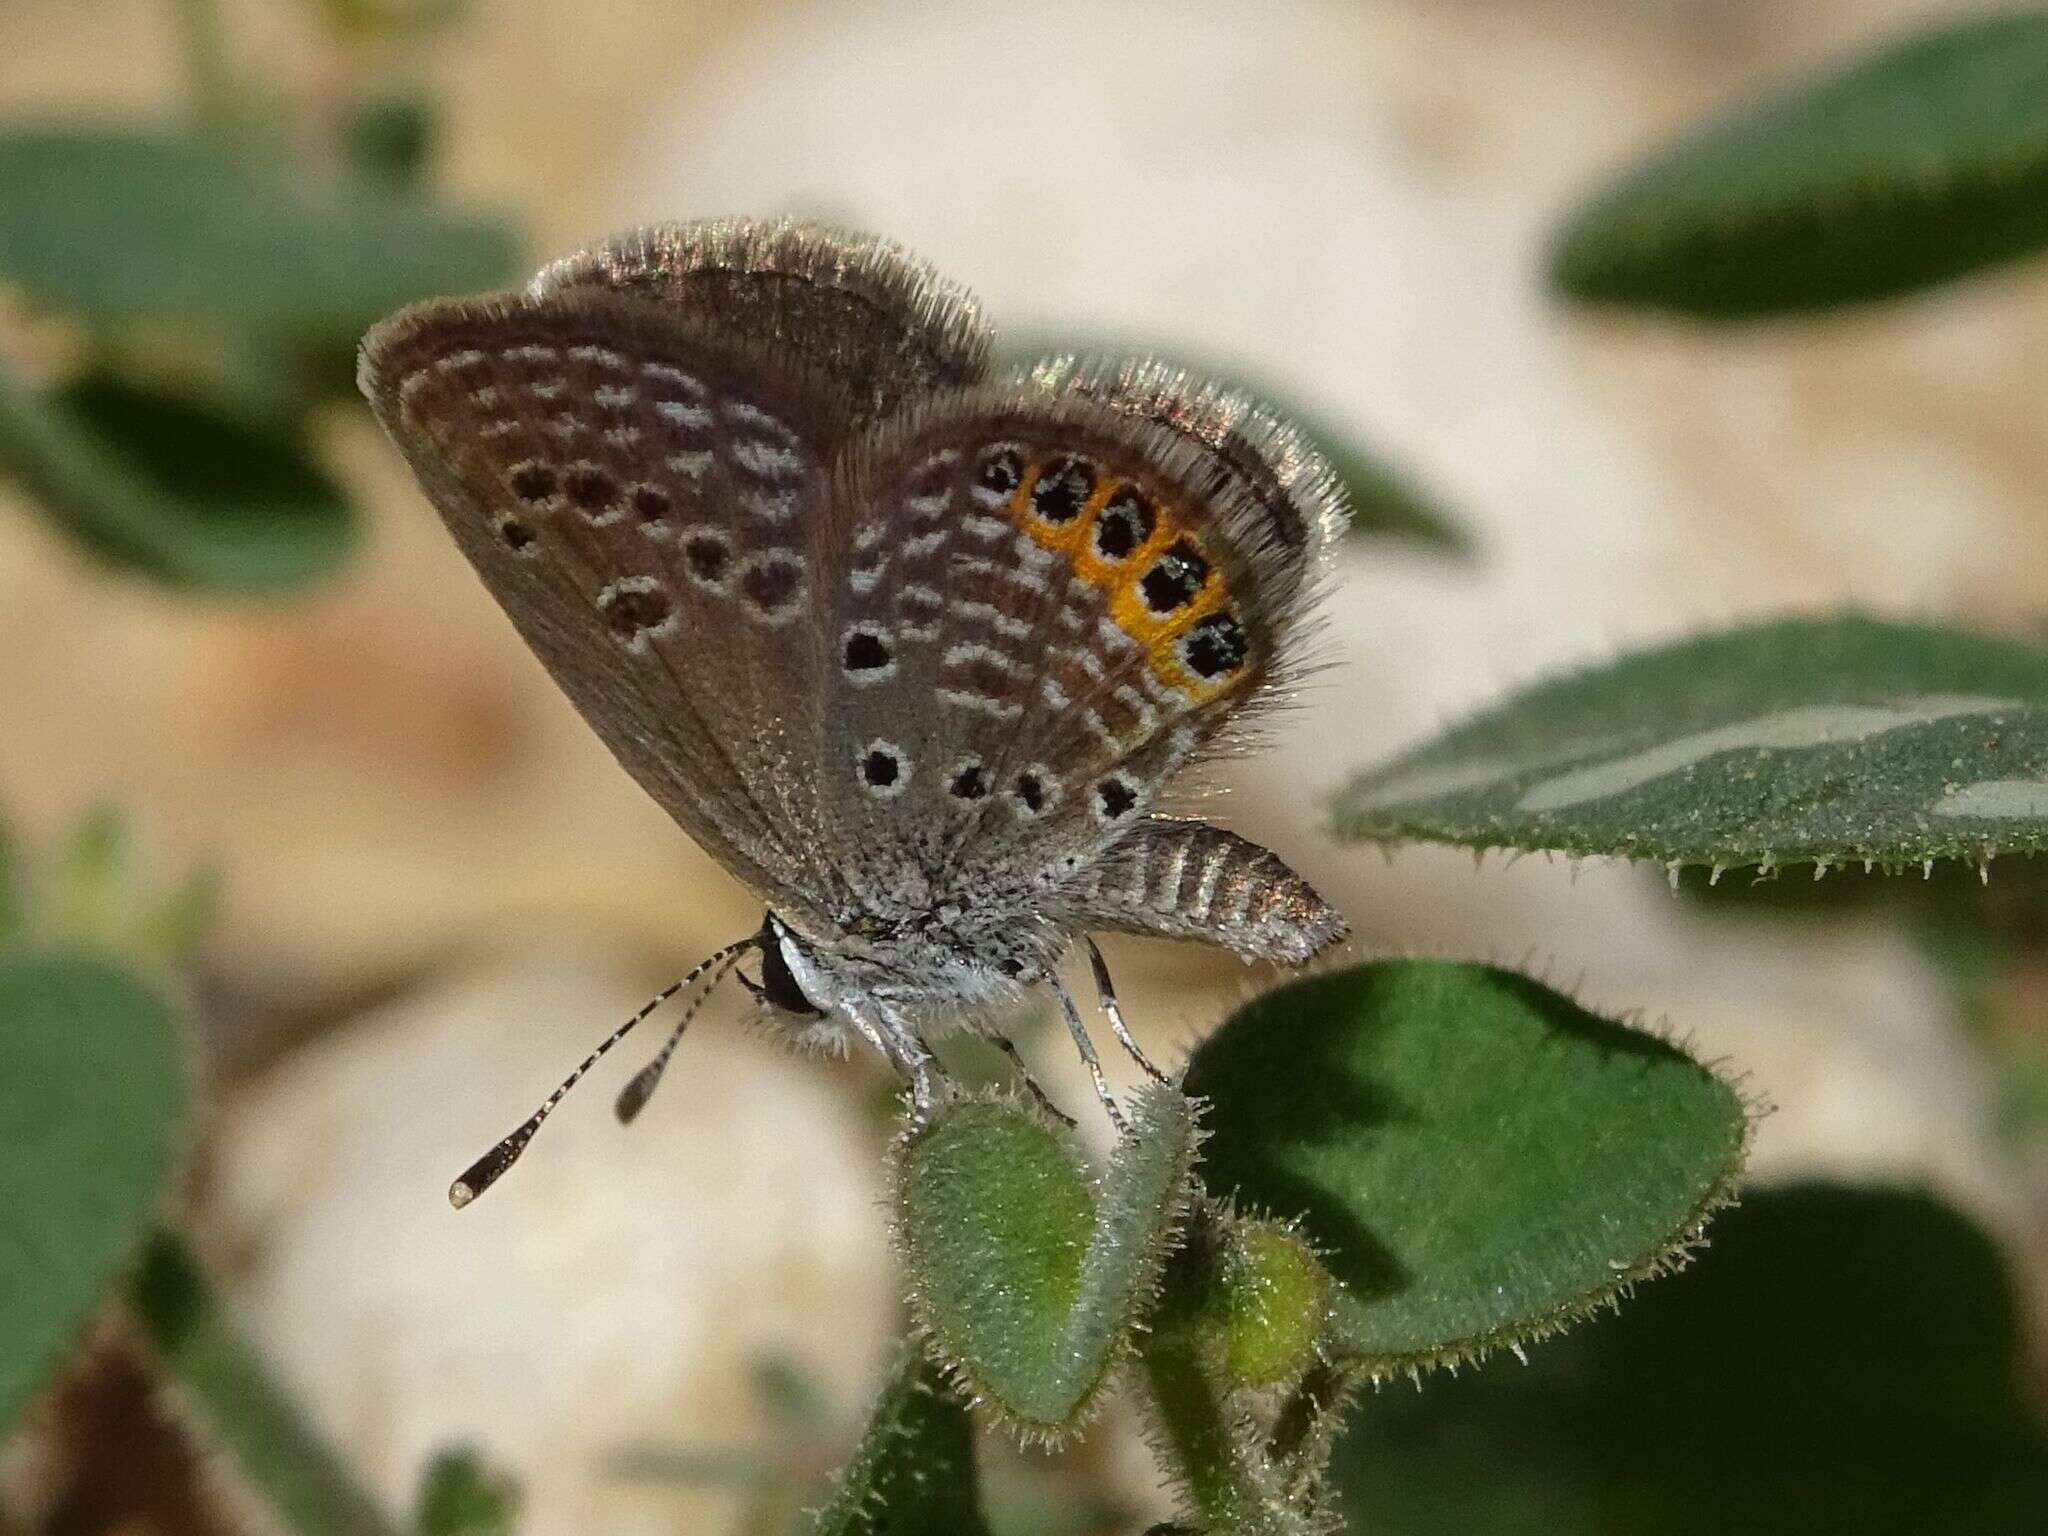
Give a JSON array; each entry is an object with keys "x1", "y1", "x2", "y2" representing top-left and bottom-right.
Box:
[
  {"x1": 1330, "y1": 1182, "x2": 2048, "y2": 1534},
  {"x1": 0, "y1": 952, "x2": 188, "y2": 1431},
  {"x1": 1552, "y1": 13, "x2": 2048, "y2": 316},
  {"x1": 0, "y1": 128, "x2": 517, "y2": 331},
  {"x1": 894, "y1": 1085, "x2": 1198, "y2": 1437},
  {"x1": 0, "y1": 363, "x2": 359, "y2": 594},
  {"x1": 131, "y1": 1234, "x2": 401, "y2": 1536},
  {"x1": 1335, "y1": 614, "x2": 2048, "y2": 871},
  {"x1": 812, "y1": 1350, "x2": 991, "y2": 1536},
  {"x1": 1185, "y1": 961, "x2": 1747, "y2": 1375}
]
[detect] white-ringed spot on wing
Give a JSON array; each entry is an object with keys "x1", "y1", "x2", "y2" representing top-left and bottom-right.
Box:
[
  {"x1": 627, "y1": 483, "x2": 673, "y2": 535},
  {"x1": 735, "y1": 550, "x2": 808, "y2": 623},
  {"x1": 492, "y1": 515, "x2": 536, "y2": 555},
  {"x1": 972, "y1": 444, "x2": 1025, "y2": 507},
  {"x1": 858, "y1": 740, "x2": 910, "y2": 799},
  {"x1": 679, "y1": 526, "x2": 734, "y2": 593},
  {"x1": 1180, "y1": 611, "x2": 1250, "y2": 683},
  {"x1": 1009, "y1": 766, "x2": 1059, "y2": 819},
  {"x1": 841, "y1": 624, "x2": 897, "y2": 683},
  {"x1": 1140, "y1": 538, "x2": 1210, "y2": 614},
  {"x1": 1094, "y1": 487, "x2": 1156, "y2": 561},
  {"x1": 564, "y1": 461, "x2": 624, "y2": 524},
  {"x1": 1094, "y1": 775, "x2": 1140, "y2": 824},
  {"x1": 598, "y1": 576, "x2": 676, "y2": 648},
  {"x1": 1028, "y1": 455, "x2": 1095, "y2": 527},
  {"x1": 946, "y1": 759, "x2": 990, "y2": 803},
  {"x1": 507, "y1": 461, "x2": 557, "y2": 503}
]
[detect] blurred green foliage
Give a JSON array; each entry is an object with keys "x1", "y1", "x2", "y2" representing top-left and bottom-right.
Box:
[
  {"x1": 0, "y1": 1, "x2": 519, "y2": 596},
  {"x1": 1331, "y1": 1183, "x2": 2048, "y2": 1534},
  {"x1": 1552, "y1": 12, "x2": 2048, "y2": 316}
]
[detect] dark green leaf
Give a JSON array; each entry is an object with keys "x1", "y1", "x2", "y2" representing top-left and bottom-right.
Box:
[
  {"x1": 894, "y1": 1086, "x2": 1198, "y2": 1436},
  {"x1": 1334, "y1": 615, "x2": 2048, "y2": 871},
  {"x1": 1185, "y1": 961, "x2": 1747, "y2": 1373},
  {"x1": 131, "y1": 1234, "x2": 401, "y2": 1536},
  {"x1": 0, "y1": 953, "x2": 188, "y2": 1431},
  {"x1": 344, "y1": 90, "x2": 440, "y2": 191},
  {"x1": 1551, "y1": 13, "x2": 2048, "y2": 316},
  {"x1": 0, "y1": 128, "x2": 518, "y2": 332},
  {"x1": 413, "y1": 1447, "x2": 518, "y2": 1536},
  {"x1": 1330, "y1": 1183, "x2": 2048, "y2": 1535},
  {"x1": 0, "y1": 362, "x2": 360, "y2": 594},
  {"x1": 812, "y1": 1349, "x2": 992, "y2": 1536}
]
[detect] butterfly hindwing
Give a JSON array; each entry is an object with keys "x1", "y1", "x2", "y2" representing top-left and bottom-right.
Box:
[{"x1": 819, "y1": 360, "x2": 1348, "y2": 922}]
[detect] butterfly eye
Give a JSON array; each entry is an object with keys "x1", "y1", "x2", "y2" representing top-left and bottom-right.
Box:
[{"x1": 1093, "y1": 488, "x2": 1155, "y2": 561}]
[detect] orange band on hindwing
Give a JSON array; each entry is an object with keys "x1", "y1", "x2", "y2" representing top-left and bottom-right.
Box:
[{"x1": 1008, "y1": 454, "x2": 1252, "y2": 704}]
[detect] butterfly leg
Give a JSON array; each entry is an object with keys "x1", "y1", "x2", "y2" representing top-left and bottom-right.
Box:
[
  {"x1": 994, "y1": 1035, "x2": 1077, "y2": 1128},
  {"x1": 1084, "y1": 937, "x2": 1171, "y2": 1086},
  {"x1": 855, "y1": 1006, "x2": 942, "y2": 1126},
  {"x1": 1047, "y1": 973, "x2": 1128, "y2": 1136}
]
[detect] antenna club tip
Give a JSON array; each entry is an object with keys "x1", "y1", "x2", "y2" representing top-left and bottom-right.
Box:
[{"x1": 449, "y1": 1180, "x2": 477, "y2": 1210}]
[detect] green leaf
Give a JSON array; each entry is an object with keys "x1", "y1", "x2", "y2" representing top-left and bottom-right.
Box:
[
  {"x1": 1551, "y1": 13, "x2": 2048, "y2": 316},
  {"x1": 131, "y1": 1234, "x2": 401, "y2": 1536},
  {"x1": 0, "y1": 362, "x2": 360, "y2": 594},
  {"x1": 1137, "y1": 1212, "x2": 1346, "y2": 1536},
  {"x1": 811, "y1": 1349, "x2": 992, "y2": 1536},
  {"x1": 0, "y1": 952, "x2": 188, "y2": 1431},
  {"x1": 413, "y1": 1447, "x2": 519, "y2": 1536},
  {"x1": 893, "y1": 1085, "x2": 1199, "y2": 1437},
  {"x1": 0, "y1": 128, "x2": 518, "y2": 332},
  {"x1": 1329, "y1": 1182, "x2": 2048, "y2": 1535},
  {"x1": 343, "y1": 89, "x2": 440, "y2": 191},
  {"x1": 1334, "y1": 614, "x2": 2048, "y2": 872},
  {"x1": 1184, "y1": 961, "x2": 1747, "y2": 1374}
]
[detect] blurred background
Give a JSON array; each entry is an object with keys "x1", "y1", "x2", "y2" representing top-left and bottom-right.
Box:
[{"x1": 3, "y1": 1, "x2": 2047, "y2": 1531}]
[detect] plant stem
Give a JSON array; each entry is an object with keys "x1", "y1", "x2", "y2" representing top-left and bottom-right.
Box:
[{"x1": 128, "y1": 1233, "x2": 402, "y2": 1536}]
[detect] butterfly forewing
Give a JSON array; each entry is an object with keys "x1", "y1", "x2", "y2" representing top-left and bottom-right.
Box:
[{"x1": 360, "y1": 287, "x2": 856, "y2": 928}]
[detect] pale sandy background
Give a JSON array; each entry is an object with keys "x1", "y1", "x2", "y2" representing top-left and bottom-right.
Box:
[{"x1": 5, "y1": 1, "x2": 2047, "y2": 1530}]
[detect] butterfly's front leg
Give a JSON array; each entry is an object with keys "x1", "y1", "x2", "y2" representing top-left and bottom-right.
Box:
[{"x1": 849, "y1": 1004, "x2": 942, "y2": 1126}]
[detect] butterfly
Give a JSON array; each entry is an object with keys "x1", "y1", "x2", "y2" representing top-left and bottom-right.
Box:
[{"x1": 358, "y1": 218, "x2": 1349, "y2": 1206}]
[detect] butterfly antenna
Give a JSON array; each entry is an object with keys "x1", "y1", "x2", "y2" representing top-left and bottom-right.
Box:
[
  {"x1": 615, "y1": 946, "x2": 746, "y2": 1125},
  {"x1": 1046, "y1": 969, "x2": 1128, "y2": 1136},
  {"x1": 1085, "y1": 937, "x2": 1171, "y2": 1086},
  {"x1": 448, "y1": 937, "x2": 758, "y2": 1210}
]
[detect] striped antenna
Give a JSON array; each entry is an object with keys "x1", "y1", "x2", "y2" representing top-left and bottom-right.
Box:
[
  {"x1": 448, "y1": 937, "x2": 758, "y2": 1209},
  {"x1": 614, "y1": 947, "x2": 746, "y2": 1125}
]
